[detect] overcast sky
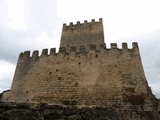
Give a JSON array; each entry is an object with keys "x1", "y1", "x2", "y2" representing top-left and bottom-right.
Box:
[{"x1": 0, "y1": 0, "x2": 160, "y2": 98}]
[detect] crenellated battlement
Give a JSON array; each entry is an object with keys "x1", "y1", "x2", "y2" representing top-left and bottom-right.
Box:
[
  {"x1": 63, "y1": 18, "x2": 102, "y2": 27},
  {"x1": 19, "y1": 48, "x2": 57, "y2": 58},
  {"x1": 19, "y1": 42, "x2": 139, "y2": 59}
]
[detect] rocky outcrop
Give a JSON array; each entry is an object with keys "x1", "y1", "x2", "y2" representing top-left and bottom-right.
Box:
[{"x1": 0, "y1": 101, "x2": 159, "y2": 120}]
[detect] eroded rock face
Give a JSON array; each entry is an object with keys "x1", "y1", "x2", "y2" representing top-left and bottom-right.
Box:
[{"x1": 0, "y1": 101, "x2": 159, "y2": 120}]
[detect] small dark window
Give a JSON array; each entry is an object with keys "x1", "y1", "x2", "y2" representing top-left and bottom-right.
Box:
[
  {"x1": 56, "y1": 69, "x2": 58, "y2": 72},
  {"x1": 50, "y1": 72, "x2": 52, "y2": 75},
  {"x1": 67, "y1": 58, "x2": 69, "y2": 60},
  {"x1": 26, "y1": 91, "x2": 28, "y2": 93},
  {"x1": 58, "y1": 77, "x2": 63, "y2": 80},
  {"x1": 27, "y1": 99, "x2": 29, "y2": 101},
  {"x1": 79, "y1": 56, "x2": 80, "y2": 58},
  {"x1": 79, "y1": 62, "x2": 81, "y2": 65},
  {"x1": 95, "y1": 54, "x2": 98, "y2": 57}
]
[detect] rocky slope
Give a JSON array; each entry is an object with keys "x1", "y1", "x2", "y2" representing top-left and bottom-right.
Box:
[{"x1": 0, "y1": 101, "x2": 159, "y2": 120}]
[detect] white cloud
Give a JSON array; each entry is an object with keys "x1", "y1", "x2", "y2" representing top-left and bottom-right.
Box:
[
  {"x1": 0, "y1": 60, "x2": 15, "y2": 92},
  {"x1": 7, "y1": 0, "x2": 26, "y2": 29}
]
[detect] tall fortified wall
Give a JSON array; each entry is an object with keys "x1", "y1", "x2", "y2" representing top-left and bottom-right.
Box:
[{"x1": 1, "y1": 19, "x2": 158, "y2": 113}]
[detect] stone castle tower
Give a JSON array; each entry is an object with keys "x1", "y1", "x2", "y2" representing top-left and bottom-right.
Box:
[{"x1": 0, "y1": 19, "x2": 158, "y2": 112}]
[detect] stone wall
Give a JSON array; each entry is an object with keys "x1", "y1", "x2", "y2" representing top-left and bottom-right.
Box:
[{"x1": 2, "y1": 42, "x2": 155, "y2": 111}]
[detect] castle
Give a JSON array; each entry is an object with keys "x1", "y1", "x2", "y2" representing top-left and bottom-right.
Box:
[{"x1": 0, "y1": 18, "x2": 159, "y2": 112}]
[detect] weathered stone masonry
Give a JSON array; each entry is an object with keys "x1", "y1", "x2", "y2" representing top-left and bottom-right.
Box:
[{"x1": 0, "y1": 19, "x2": 159, "y2": 116}]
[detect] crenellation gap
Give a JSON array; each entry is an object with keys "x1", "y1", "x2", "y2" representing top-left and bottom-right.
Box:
[{"x1": 111, "y1": 43, "x2": 117, "y2": 49}]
